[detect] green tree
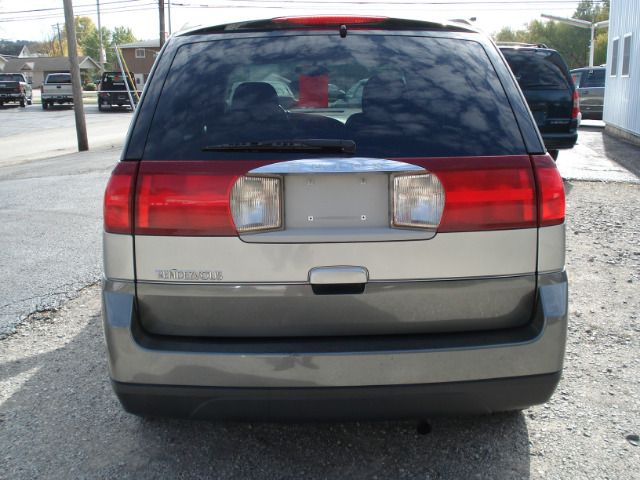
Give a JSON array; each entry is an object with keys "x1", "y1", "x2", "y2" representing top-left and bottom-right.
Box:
[{"x1": 493, "y1": 0, "x2": 609, "y2": 69}]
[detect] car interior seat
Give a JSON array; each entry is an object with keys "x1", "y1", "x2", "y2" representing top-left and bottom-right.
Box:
[{"x1": 225, "y1": 82, "x2": 293, "y2": 142}]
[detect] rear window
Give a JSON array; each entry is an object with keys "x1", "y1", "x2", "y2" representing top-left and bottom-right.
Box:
[
  {"x1": 0, "y1": 74, "x2": 24, "y2": 82},
  {"x1": 46, "y1": 74, "x2": 71, "y2": 84},
  {"x1": 502, "y1": 50, "x2": 571, "y2": 90},
  {"x1": 101, "y1": 73, "x2": 135, "y2": 90},
  {"x1": 144, "y1": 34, "x2": 526, "y2": 160},
  {"x1": 581, "y1": 68, "x2": 605, "y2": 88}
]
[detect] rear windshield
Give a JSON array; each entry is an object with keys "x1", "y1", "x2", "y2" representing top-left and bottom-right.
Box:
[
  {"x1": 502, "y1": 50, "x2": 571, "y2": 90},
  {"x1": 101, "y1": 73, "x2": 135, "y2": 90},
  {"x1": 0, "y1": 74, "x2": 25, "y2": 82},
  {"x1": 46, "y1": 74, "x2": 71, "y2": 84},
  {"x1": 144, "y1": 34, "x2": 526, "y2": 160},
  {"x1": 581, "y1": 68, "x2": 605, "y2": 88}
]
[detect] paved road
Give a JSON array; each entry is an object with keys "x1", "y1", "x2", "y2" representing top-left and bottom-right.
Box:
[
  {"x1": 0, "y1": 145, "x2": 119, "y2": 337},
  {"x1": 0, "y1": 102, "x2": 132, "y2": 166}
]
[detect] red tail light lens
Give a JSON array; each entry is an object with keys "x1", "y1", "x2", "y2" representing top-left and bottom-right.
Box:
[
  {"x1": 273, "y1": 16, "x2": 388, "y2": 25},
  {"x1": 572, "y1": 89, "x2": 580, "y2": 119},
  {"x1": 429, "y1": 157, "x2": 537, "y2": 232},
  {"x1": 104, "y1": 161, "x2": 138, "y2": 234},
  {"x1": 135, "y1": 162, "x2": 240, "y2": 236},
  {"x1": 532, "y1": 155, "x2": 565, "y2": 226}
]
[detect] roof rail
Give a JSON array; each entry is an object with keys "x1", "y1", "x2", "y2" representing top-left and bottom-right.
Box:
[{"x1": 496, "y1": 42, "x2": 549, "y2": 49}]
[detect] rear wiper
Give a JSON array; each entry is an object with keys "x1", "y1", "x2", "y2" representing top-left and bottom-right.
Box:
[{"x1": 202, "y1": 139, "x2": 356, "y2": 154}]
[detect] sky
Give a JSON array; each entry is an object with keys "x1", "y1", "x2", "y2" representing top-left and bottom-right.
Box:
[{"x1": 0, "y1": 0, "x2": 590, "y2": 43}]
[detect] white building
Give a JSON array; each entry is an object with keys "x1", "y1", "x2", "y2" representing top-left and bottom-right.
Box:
[{"x1": 604, "y1": 0, "x2": 640, "y2": 144}]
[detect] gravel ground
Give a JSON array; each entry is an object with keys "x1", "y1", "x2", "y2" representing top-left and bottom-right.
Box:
[{"x1": 1, "y1": 180, "x2": 639, "y2": 479}]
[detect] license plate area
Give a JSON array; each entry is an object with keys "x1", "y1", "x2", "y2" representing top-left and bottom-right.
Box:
[{"x1": 286, "y1": 173, "x2": 388, "y2": 229}]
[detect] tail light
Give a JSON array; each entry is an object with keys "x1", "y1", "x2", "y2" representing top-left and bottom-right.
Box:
[
  {"x1": 135, "y1": 162, "x2": 239, "y2": 236},
  {"x1": 104, "y1": 161, "x2": 138, "y2": 234},
  {"x1": 104, "y1": 156, "x2": 563, "y2": 237},
  {"x1": 392, "y1": 173, "x2": 444, "y2": 231},
  {"x1": 230, "y1": 176, "x2": 282, "y2": 233},
  {"x1": 273, "y1": 16, "x2": 387, "y2": 25},
  {"x1": 532, "y1": 155, "x2": 565, "y2": 226},
  {"x1": 572, "y1": 89, "x2": 580, "y2": 119},
  {"x1": 431, "y1": 158, "x2": 537, "y2": 232}
]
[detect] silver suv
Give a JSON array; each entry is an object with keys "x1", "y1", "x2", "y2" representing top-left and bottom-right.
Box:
[
  {"x1": 102, "y1": 15, "x2": 568, "y2": 420},
  {"x1": 571, "y1": 66, "x2": 606, "y2": 120}
]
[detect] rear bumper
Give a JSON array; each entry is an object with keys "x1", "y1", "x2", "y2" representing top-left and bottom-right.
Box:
[
  {"x1": 102, "y1": 271, "x2": 568, "y2": 419},
  {"x1": 542, "y1": 131, "x2": 578, "y2": 150},
  {"x1": 112, "y1": 372, "x2": 561, "y2": 421}
]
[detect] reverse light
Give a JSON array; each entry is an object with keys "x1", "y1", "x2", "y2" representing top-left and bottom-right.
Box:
[
  {"x1": 392, "y1": 173, "x2": 445, "y2": 231},
  {"x1": 230, "y1": 176, "x2": 282, "y2": 234}
]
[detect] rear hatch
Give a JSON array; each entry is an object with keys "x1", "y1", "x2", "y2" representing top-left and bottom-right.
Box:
[
  {"x1": 111, "y1": 19, "x2": 562, "y2": 338},
  {"x1": 100, "y1": 72, "x2": 136, "y2": 103}
]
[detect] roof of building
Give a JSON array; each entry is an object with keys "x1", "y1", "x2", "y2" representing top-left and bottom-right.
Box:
[
  {"x1": 119, "y1": 39, "x2": 161, "y2": 49},
  {"x1": 1, "y1": 56, "x2": 99, "y2": 72}
]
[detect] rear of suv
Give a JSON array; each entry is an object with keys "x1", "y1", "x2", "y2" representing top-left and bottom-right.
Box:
[
  {"x1": 98, "y1": 71, "x2": 138, "y2": 110},
  {"x1": 571, "y1": 66, "x2": 606, "y2": 120},
  {"x1": 500, "y1": 44, "x2": 579, "y2": 160},
  {"x1": 102, "y1": 16, "x2": 568, "y2": 421}
]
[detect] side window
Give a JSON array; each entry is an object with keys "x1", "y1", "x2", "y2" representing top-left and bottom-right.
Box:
[
  {"x1": 571, "y1": 71, "x2": 582, "y2": 87},
  {"x1": 610, "y1": 38, "x2": 619, "y2": 76},
  {"x1": 622, "y1": 34, "x2": 632, "y2": 77}
]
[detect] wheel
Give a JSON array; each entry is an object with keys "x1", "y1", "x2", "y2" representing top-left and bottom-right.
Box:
[
  {"x1": 27, "y1": 96, "x2": 33, "y2": 105},
  {"x1": 20, "y1": 98, "x2": 25, "y2": 107},
  {"x1": 549, "y1": 150, "x2": 559, "y2": 161},
  {"x1": 98, "y1": 98, "x2": 104, "y2": 111},
  {"x1": 42, "y1": 100, "x2": 48, "y2": 110}
]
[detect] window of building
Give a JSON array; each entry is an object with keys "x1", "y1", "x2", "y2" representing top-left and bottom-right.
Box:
[
  {"x1": 610, "y1": 37, "x2": 619, "y2": 76},
  {"x1": 621, "y1": 34, "x2": 632, "y2": 76},
  {"x1": 135, "y1": 49, "x2": 146, "y2": 58}
]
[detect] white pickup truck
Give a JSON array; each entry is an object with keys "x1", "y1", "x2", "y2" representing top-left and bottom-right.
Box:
[{"x1": 41, "y1": 73, "x2": 73, "y2": 109}]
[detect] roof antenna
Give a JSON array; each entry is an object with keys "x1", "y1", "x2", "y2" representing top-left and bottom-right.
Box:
[{"x1": 340, "y1": 25, "x2": 347, "y2": 38}]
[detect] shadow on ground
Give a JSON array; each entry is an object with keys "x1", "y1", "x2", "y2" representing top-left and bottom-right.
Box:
[{"x1": 0, "y1": 302, "x2": 531, "y2": 479}]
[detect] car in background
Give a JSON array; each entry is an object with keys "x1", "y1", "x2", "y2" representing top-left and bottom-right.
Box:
[
  {"x1": 500, "y1": 44, "x2": 579, "y2": 160},
  {"x1": 571, "y1": 66, "x2": 605, "y2": 120},
  {"x1": 98, "y1": 71, "x2": 138, "y2": 110},
  {"x1": 0, "y1": 73, "x2": 32, "y2": 107},
  {"x1": 40, "y1": 73, "x2": 73, "y2": 109},
  {"x1": 102, "y1": 15, "x2": 568, "y2": 421}
]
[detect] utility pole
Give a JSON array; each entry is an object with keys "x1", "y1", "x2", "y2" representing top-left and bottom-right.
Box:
[
  {"x1": 54, "y1": 23, "x2": 64, "y2": 56},
  {"x1": 63, "y1": 0, "x2": 89, "y2": 152},
  {"x1": 159, "y1": 0, "x2": 166, "y2": 48},
  {"x1": 97, "y1": 0, "x2": 104, "y2": 75}
]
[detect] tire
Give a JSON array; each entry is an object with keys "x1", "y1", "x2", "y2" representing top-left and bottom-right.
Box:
[
  {"x1": 20, "y1": 98, "x2": 25, "y2": 107},
  {"x1": 549, "y1": 150, "x2": 559, "y2": 161},
  {"x1": 27, "y1": 96, "x2": 33, "y2": 106},
  {"x1": 98, "y1": 98, "x2": 104, "y2": 111}
]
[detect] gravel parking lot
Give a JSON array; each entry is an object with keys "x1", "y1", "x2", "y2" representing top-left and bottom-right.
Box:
[{"x1": 1, "y1": 179, "x2": 638, "y2": 479}]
